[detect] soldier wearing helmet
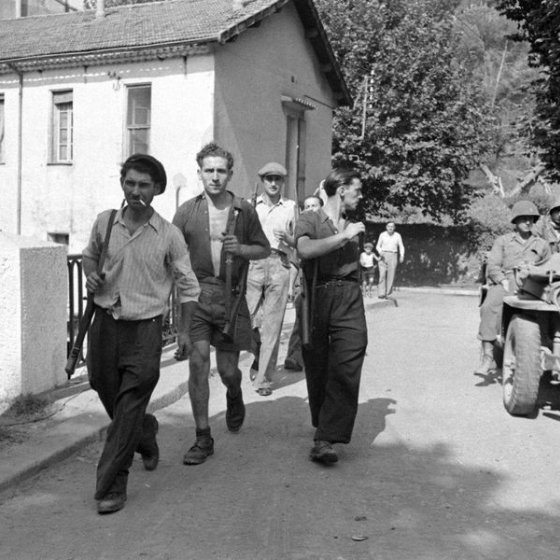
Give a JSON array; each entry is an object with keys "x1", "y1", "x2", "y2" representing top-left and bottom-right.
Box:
[
  {"x1": 534, "y1": 197, "x2": 560, "y2": 253},
  {"x1": 475, "y1": 200, "x2": 550, "y2": 376}
]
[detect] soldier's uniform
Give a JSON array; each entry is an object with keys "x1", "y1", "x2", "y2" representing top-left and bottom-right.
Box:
[{"x1": 476, "y1": 201, "x2": 550, "y2": 374}]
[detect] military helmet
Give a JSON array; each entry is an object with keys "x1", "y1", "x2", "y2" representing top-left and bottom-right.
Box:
[
  {"x1": 510, "y1": 200, "x2": 540, "y2": 223},
  {"x1": 549, "y1": 197, "x2": 560, "y2": 214}
]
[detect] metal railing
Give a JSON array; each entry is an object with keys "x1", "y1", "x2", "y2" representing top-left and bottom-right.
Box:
[{"x1": 66, "y1": 254, "x2": 178, "y2": 370}]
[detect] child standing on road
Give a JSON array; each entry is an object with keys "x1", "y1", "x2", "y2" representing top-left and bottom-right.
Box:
[{"x1": 360, "y1": 242, "x2": 379, "y2": 298}]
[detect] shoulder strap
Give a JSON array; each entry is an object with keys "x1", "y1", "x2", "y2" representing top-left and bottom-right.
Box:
[{"x1": 97, "y1": 209, "x2": 117, "y2": 276}]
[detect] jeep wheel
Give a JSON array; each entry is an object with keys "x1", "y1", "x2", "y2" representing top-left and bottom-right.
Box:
[{"x1": 502, "y1": 314, "x2": 542, "y2": 417}]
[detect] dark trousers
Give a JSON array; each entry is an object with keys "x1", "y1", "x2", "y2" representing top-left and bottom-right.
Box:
[
  {"x1": 88, "y1": 310, "x2": 162, "y2": 500},
  {"x1": 285, "y1": 294, "x2": 303, "y2": 366},
  {"x1": 302, "y1": 281, "x2": 368, "y2": 444}
]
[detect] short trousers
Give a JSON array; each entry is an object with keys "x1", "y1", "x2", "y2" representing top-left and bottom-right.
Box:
[
  {"x1": 361, "y1": 266, "x2": 375, "y2": 282},
  {"x1": 190, "y1": 279, "x2": 252, "y2": 352}
]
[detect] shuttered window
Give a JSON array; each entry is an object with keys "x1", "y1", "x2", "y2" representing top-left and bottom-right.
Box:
[
  {"x1": 126, "y1": 85, "x2": 151, "y2": 156},
  {"x1": 51, "y1": 90, "x2": 73, "y2": 163}
]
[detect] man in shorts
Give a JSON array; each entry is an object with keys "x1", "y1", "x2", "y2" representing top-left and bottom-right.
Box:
[{"x1": 173, "y1": 142, "x2": 270, "y2": 465}]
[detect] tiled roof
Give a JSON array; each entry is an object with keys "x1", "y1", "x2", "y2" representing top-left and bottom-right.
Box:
[{"x1": 0, "y1": 0, "x2": 350, "y2": 104}]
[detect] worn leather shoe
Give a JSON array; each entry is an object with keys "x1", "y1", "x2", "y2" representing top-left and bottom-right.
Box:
[
  {"x1": 226, "y1": 388, "x2": 245, "y2": 433},
  {"x1": 310, "y1": 440, "x2": 338, "y2": 464},
  {"x1": 284, "y1": 359, "x2": 303, "y2": 372},
  {"x1": 183, "y1": 437, "x2": 214, "y2": 465},
  {"x1": 140, "y1": 416, "x2": 159, "y2": 471},
  {"x1": 97, "y1": 492, "x2": 127, "y2": 515}
]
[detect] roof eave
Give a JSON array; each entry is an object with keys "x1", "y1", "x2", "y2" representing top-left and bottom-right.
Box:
[
  {"x1": 218, "y1": 0, "x2": 351, "y2": 107},
  {"x1": 0, "y1": 41, "x2": 213, "y2": 75}
]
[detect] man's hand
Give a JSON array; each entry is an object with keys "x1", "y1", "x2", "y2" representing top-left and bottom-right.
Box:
[
  {"x1": 344, "y1": 222, "x2": 366, "y2": 240},
  {"x1": 174, "y1": 332, "x2": 192, "y2": 361},
  {"x1": 85, "y1": 271, "x2": 105, "y2": 294},
  {"x1": 222, "y1": 234, "x2": 243, "y2": 256}
]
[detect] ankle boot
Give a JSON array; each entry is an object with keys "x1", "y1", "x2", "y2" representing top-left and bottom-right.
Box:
[{"x1": 475, "y1": 341, "x2": 494, "y2": 374}]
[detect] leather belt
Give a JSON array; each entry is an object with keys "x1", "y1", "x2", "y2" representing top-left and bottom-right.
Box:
[{"x1": 316, "y1": 278, "x2": 358, "y2": 289}]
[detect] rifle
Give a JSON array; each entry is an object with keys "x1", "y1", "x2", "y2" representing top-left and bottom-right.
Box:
[
  {"x1": 223, "y1": 208, "x2": 240, "y2": 336},
  {"x1": 300, "y1": 259, "x2": 317, "y2": 348},
  {"x1": 222, "y1": 183, "x2": 259, "y2": 340},
  {"x1": 65, "y1": 210, "x2": 116, "y2": 378}
]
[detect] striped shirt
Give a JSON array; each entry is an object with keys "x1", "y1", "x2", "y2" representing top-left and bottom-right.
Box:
[{"x1": 83, "y1": 208, "x2": 200, "y2": 321}]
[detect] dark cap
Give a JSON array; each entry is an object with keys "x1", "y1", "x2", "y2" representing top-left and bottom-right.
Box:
[
  {"x1": 258, "y1": 162, "x2": 287, "y2": 178},
  {"x1": 122, "y1": 154, "x2": 167, "y2": 194}
]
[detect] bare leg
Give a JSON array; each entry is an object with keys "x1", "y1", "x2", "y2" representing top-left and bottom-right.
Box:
[{"x1": 188, "y1": 340, "x2": 212, "y2": 430}]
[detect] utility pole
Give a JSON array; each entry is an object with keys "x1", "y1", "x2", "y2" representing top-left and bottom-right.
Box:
[{"x1": 361, "y1": 69, "x2": 374, "y2": 141}]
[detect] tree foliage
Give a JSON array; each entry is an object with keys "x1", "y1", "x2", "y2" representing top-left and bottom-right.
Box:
[
  {"x1": 316, "y1": 0, "x2": 495, "y2": 221},
  {"x1": 496, "y1": 1, "x2": 560, "y2": 181}
]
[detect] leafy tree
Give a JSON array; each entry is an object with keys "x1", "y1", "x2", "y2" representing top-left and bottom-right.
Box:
[
  {"x1": 496, "y1": 1, "x2": 560, "y2": 181},
  {"x1": 316, "y1": 0, "x2": 494, "y2": 221}
]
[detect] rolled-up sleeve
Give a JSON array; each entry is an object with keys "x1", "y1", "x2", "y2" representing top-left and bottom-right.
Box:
[
  {"x1": 169, "y1": 226, "x2": 200, "y2": 303},
  {"x1": 82, "y1": 216, "x2": 102, "y2": 262}
]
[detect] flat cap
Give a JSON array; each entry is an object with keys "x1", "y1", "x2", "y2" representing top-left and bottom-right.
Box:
[
  {"x1": 258, "y1": 162, "x2": 287, "y2": 177},
  {"x1": 124, "y1": 154, "x2": 167, "y2": 194}
]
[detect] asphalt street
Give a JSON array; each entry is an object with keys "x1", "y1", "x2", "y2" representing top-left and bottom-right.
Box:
[{"x1": 2, "y1": 291, "x2": 560, "y2": 560}]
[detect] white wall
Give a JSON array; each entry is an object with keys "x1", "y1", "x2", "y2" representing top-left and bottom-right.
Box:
[
  {"x1": 0, "y1": 55, "x2": 215, "y2": 252},
  {"x1": 0, "y1": 233, "x2": 67, "y2": 408},
  {"x1": 214, "y1": 2, "x2": 337, "y2": 201}
]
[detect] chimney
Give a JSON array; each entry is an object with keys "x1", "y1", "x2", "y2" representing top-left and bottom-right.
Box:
[
  {"x1": 232, "y1": 0, "x2": 247, "y2": 10},
  {"x1": 96, "y1": 0, "x2": 105, "y2": 18}
]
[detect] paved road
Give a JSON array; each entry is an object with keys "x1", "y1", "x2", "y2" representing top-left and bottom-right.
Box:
[{"x1": 2, "y1": 292, "x2": 560, "y2": 560}]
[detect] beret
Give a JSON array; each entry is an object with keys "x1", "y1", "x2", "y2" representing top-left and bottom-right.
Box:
[{"x1": 124, "y1": 154, "x2": 167, "y2": 194}]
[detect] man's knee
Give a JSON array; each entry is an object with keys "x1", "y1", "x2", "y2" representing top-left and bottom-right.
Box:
[{"x1": 189, "y1": 344, "x2": 210, "y2": 380}]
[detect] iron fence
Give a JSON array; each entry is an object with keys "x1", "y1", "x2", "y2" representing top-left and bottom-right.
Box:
[{"x1": 66, "y1": 254, "x2": 179, "y2": 371}]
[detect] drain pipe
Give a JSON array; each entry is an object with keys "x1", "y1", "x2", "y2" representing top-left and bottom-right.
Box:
[{"x1": 8, "y1": 63, "x2": 23, "y2": 235}]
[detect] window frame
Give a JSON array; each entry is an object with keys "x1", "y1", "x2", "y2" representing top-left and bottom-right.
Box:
[
  {"x1": 50, "y1": 90, "x2": 74, "y2": 164},
  {"x1": 125, "y1": 83, "x2": 152, "y2": 157},
  {"x1": 0, "y1": 93, "x2": 5, "y2": 164}
]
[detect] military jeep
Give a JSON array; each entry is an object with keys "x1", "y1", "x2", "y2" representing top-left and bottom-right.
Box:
[{"x1": 499, "y1": 253, "x2": 560, "y2": 417}]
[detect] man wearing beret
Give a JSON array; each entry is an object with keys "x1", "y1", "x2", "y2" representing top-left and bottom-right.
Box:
[
  {"x1": 83, "y1": 154, "x2": 200, "y2": 514},
  {"x1": 246, "y1": 162, "x2": 298, "y2": 396}
]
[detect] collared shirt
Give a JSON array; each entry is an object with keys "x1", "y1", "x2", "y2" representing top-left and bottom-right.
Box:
[
  {"x1": 173, "y1": 191, "x2": 270, "y2": 285},
  {"x1": 486, "y1": 231, "x2": 550, "y2": 284},
  {"x1": 295, "y1": 208, "x2": 360, "y2": 282},
  {"x1": 83, "y1": 208, "x2": 200, "y2": 321},
  {"x1": 376, "y1": 230, "x2": 405, "y2": 256},
  {"x1": 254, "y1": 195, "x2": 297, "y2": 256}
]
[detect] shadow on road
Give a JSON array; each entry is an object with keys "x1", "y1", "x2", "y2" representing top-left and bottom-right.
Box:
[{"x1": 2, "y1": 392, "x2": 560, "y2": 559}]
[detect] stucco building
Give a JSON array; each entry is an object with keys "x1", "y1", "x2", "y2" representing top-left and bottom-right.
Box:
[{"x1": 0, "y1": 0, "x2": 350, "y2": 252}]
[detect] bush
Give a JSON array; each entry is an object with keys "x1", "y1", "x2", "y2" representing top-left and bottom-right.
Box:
[{"x1": 466, "y1": 194, "x2": 512, "y2": 253}]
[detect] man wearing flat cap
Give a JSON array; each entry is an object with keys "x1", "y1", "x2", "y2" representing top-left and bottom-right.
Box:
[
  {"x1": 83, "y1": 153, "x2": 200, "y2": 514},
  {"x1": 246, "y1": 162, "x2": 298, "y2": 396}
]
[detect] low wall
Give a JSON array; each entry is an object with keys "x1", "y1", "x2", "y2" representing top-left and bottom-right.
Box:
[
  {"x1": 365, "y1": 223, "x2": 482, "y2": 287},
  {"x1": 0, "y1": 233, "x2": 67, "y2": 410}
]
